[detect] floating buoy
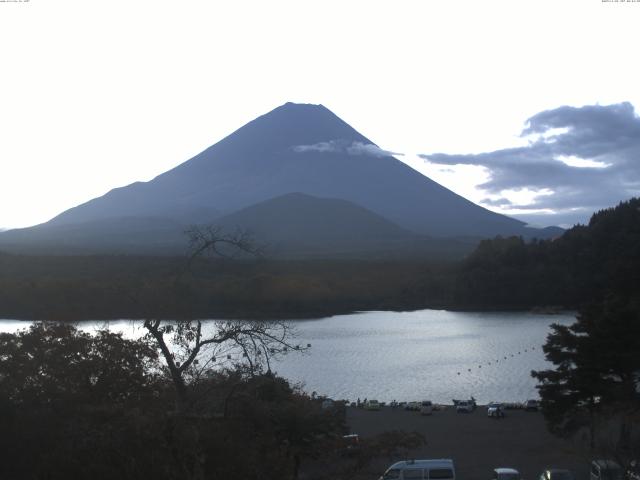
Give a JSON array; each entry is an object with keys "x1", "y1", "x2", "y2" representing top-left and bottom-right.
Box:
[
  {"x1": 468, "y1": 368, "x2": 471, "y2": 372},
  {"x1": 227, "y1": 354, "x2": 232, "y2": 360},
  {"x1": 307, "y1": 343, "x2": 311, "y2": 348},
  {"x1": 457, "y1": 372, "x2": 460, "y2": 375}
]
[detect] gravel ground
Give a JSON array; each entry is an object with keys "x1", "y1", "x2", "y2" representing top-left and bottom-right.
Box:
[{"x1": 346, "y1": 405, "x2": 591, "y2": 480}]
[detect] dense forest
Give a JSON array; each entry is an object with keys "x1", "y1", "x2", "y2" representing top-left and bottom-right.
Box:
[
  {"x1": 454, "y1": 197, "x2": 640, "y2": 309},
  {"x1": 0, "y1": 198, "x2": 638, "y2": 320},
  {"x1": 0, "y1": 255, "x2": 455, "y2": 320}
]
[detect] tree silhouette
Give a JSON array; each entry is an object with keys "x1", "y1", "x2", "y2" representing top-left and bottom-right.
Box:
[
  {"x1": 532, "y1": 295, "x2": 640, "y2": 455},
  {"x1": 142, "y1": 225, "x2": 307, "y2": 412}
]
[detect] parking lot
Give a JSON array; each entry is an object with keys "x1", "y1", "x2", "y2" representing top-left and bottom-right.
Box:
[{"x1": 347, "y1": 405, "x2": 590, "y2": 480}]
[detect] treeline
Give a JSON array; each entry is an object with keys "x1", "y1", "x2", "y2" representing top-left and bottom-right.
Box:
[
  {"x1": 528, "y1": 202, "x2": 640, "y2": 460},
  {"x1": 0, "y1": 254, "x2": 456, "y2": 320},
  {"x1": 0, "y1": 323, "x2": 424, "y2": 479},
  {"x1": 453, "y1": 198, "x2": 640, "y2": 309},
  {"x1": 1, "y1": 198, "x2": 638, "y2": 319}
]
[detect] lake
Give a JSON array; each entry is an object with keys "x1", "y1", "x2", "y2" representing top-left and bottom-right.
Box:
[{"x1": 0, "y1": 309, "x2": 575, "y2": 404}]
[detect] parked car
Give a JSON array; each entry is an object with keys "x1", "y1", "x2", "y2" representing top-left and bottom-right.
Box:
[
  {"x1": 321, "y1": 398, "x2": 334, "y2": 409},
  {"x1": 487, "y1": 402, "x2": 505, "y2": 418},
  {"x1": 590, "y1": 460, "x2": 623, "y2": 480},
  {"x1": 339, "y1": 433, "x2": 360, "y2": 456},
  {"x1": 420, "y1": 401, "x2": 433, "y2": 415},
  {"x1": 365, "y1": 399, "x2": 381, "y2": 410},
  {"x1": 539, "y1": 468, "x2": 575, "y2": 480},
  {"x1": 525, "y1": 399, "x2": 540, "y2": 411},
  {"x1": 492, "y1": 468, "x2": 522, "y2": 480},
  {"x1": 456, "y1": 400, "x2": 474, "y2": 413},
  {"x1": 405, "y1": 401, "x2": 421, "y2": 411},
  {"x1": 453, "y1": 397, "x2": 477, "y2": 409},
  {"x1": 379, "y1": 458, "x2": 456, "y2": 480}
]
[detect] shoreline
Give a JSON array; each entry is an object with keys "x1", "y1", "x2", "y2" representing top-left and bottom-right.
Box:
[{"x1": 0, "y1": 306, "x2": 578, "y2": 323}]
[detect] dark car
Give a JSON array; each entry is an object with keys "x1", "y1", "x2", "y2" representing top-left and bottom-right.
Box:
[
  {"x1": 539, "y1": 469, "x2": 575, "y2": 480},
  {"x1": 339, "y1": 434, "x2": 360, "y2": 456},
  {"x1": 492, "y1": 467, "x2": 521, "y2": 480},
  {"x1": 525, "y1": 399, "x2": 540, "y2": 411},
  {"x1": 591, "y1": 460, "x2": 623, "y2": 480}
]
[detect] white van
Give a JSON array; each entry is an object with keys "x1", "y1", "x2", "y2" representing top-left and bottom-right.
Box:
[{"x1": 380, "y1": 459, "x2": 456, "y2": 480}]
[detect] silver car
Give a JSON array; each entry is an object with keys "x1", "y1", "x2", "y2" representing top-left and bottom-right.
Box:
[{"x1": 487, "y1": 402, "x2": 505, "y2": 418}]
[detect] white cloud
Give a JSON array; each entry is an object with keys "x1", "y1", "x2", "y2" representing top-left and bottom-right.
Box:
[
  {"x1": 292, "y1": 141, "x2": 341, "y2": 153},
  {"x1": 555, "y1": 155, "x2": 610, "y2": 169},
  {"x1": 419, "y1": 102, "x2": 640, "y2": 219},
  {"x1": 293, "y1": 140, "x2": 403, "y2": 158}
]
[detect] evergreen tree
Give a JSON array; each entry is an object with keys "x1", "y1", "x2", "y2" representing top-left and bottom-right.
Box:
[{"x1": 532, "y1": 295, "x2": 640, "y2": 450}]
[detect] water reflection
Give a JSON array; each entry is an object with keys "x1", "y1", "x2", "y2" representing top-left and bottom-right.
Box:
[{"x1": 1, "y1": 309, "x2": 574, "y2": 403}]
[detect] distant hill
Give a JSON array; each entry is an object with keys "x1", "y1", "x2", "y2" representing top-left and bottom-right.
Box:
[
  {"x1": 0, "y1": 102, "x2": 561, "y2": 256},
  {"x1": 216, "y1": 192, "x2": 476, "y2": 259}
]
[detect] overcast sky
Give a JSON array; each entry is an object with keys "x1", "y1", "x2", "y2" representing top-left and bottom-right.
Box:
[{"x1": 1, "y1": 0, "x2": 639, "y2": 229}]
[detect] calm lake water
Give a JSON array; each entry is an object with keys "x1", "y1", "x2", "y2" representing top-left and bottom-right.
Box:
[{"x1": 0, "y1": 309, "x2": 575, "y2": 404}]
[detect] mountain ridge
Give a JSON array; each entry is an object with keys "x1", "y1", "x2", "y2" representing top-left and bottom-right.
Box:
[{"x1": 1, "y1": 102, "x2": 562, "y2": 256}]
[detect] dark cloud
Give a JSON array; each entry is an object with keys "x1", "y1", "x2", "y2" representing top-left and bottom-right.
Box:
[
  {"x1": 419, "y1": 102, "x2": 640, "y2": 223},
  {"x1": 293, "y1": 140, "x2": 403, "y2": 157}
]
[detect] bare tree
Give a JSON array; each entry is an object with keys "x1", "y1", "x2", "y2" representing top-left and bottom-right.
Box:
[
  {"x1": 143, "y1": 225, "x2": 306, "y2": 411},
  {"x1": 144, "y1": 317, "x2": 305, "y2": 411},
  {"x1": 184, "y1": 225, "x2": 265, "y2": 268}
]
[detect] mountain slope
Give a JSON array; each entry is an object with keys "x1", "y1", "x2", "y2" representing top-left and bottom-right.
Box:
[
  {"x1": 44, "y1": 103, "x2": 538, "y2": 238},
  {"x1": 0, "y1": 216, "x2": 189, "y2": 255}
]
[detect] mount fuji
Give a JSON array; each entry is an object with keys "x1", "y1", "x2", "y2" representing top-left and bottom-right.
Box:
[{"x1": 0, "y1": 102, "x2": 560, "y2": 256}]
